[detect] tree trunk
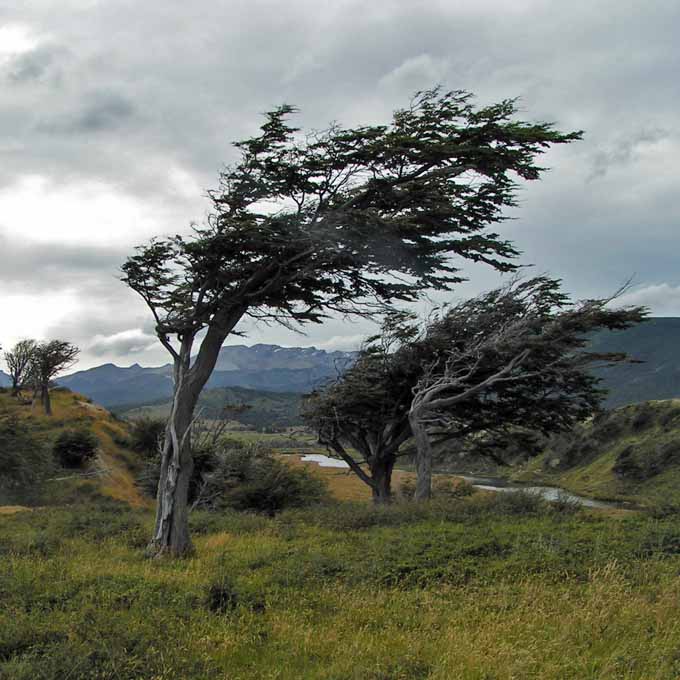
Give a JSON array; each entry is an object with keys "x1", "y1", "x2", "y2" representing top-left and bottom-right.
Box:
[
  {"x1": 41, "y1": 384, "x2": 52, "y2": 416},
  {"x1": 410, "y1": 411, "x2": 432, "y2": 501},
  {"x1": 370, "y1": 455, "x2": 395, "y2": 504},
  {"x1": 147, "y1": 373, "x2": 199, "y2": 558},
  {"x1": 147, "y1": 310, "x2": 244, "y2": 558}
]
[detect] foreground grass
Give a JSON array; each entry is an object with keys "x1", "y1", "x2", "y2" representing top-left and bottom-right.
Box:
[{"x1": 3, "y1": 494, "x2": 680, "y2": 679}]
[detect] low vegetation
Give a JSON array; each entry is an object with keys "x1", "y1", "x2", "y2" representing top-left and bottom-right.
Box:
[
  {"x1": 512, "y1": 400, "x2": 680, "y2": 508},
  {"x1": 3, "y1": 492, "x2": 680, "y2": 679},
  {"x1": 5, "y1": 386, "x2": 680, "y2": 677},
  {"x1": 138, "y1": 443, "x2": 327, "y2": 515}
]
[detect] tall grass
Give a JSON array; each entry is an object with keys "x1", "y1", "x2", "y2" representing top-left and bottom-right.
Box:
[{"x1": 3, "y1": 494, "x2": 680, "y2": 678}]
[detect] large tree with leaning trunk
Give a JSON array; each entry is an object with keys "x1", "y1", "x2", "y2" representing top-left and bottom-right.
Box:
[{"x1": 122, "y1": 89, "x2": 581, "y2": 556}]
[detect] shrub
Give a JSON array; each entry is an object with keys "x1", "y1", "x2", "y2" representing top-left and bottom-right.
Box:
[
  {"x1": 53, "y1": 429, "x2": 99, "y2": 468},
  {"x1": 138, "y1": 443, "x2": 328, "y2": 515},
  {"x1": 128, "y1": 416, "x2": 165, "y2": 457},
  {"x1": 432, "y1": 477, "x2": 475, "y2": 499},
  {"x1": 630, "y1": 404, "x2": 655, "y2": 432},
  {"x1": 485, "y1": 489, "x2": 546, "y2": 515},
  {"x1": 613, "y1": 441, "x2": 680, "y2": 481},
  {"x1": 0, "y1": 415, "x2": 52, "y2": 499},
  {"x1": 196, "y1": 446, "x2": 327, "y2": 515}
]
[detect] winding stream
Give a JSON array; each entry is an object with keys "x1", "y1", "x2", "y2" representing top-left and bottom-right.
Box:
[{"x1": 300, "y1": 454, "x2": 614, "y2": 508}]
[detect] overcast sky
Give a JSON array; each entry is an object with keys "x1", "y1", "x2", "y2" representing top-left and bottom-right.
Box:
[{"x1": 1, "y1": 0, "x2": 678, "y2": 370}]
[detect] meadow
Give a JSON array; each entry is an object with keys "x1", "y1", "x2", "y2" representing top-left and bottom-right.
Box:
[
  {"x1": 3, "y1": 489, "x2": 680, "y2": 679},
  {"x1": 3, "y1": 390, "x2": 680, "y2": 679}
]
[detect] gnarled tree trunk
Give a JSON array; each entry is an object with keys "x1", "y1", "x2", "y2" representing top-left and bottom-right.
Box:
[
  {"x1": 41, "y1": 384, "x2": 52, "y2": 416},
  {"x1": 370, "y1": 455, "x2": 395, "y2": 504},
  {"x1": 147, "y1": 311, "x2": 243, "y2": 558},
  {"x1": 410, "y1": 410, "x2": 432, "y2": 501},
  {"x1": 147, "y1": 372, "x2": 199, "y2": 557}
]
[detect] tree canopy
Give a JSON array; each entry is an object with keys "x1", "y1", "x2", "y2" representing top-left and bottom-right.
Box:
[
  {"x1": 122, "y1": 88, "x2": 582, "y2": 555},
  {"x1": 304, "y1": 278, "x2": 647, "y2": 502},
  {"x1": 30, "y1": 340, "x2": 79, "y2": 416}
]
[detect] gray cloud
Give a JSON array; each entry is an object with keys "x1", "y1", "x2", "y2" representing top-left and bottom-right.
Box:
[
  {"x1": 36, "y1": 91, "x2": 136, "y2": 134},
  {"x1": 0, "y1": 0, "x2": 678, "y2": 369},
  {"x1": 6, "y1": 43, "x2": 65, "y2": 83},
  {"x1": 87, "y1": 329, "x2": 159, "y2": 357},
  {"x1": 0, "y1": 233, "x2": 127, "y2": 293}
]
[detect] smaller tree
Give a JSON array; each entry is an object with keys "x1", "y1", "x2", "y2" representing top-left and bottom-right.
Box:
[
  {"x1": 30, "y1": 340, "x2": 79, "y2": 415},
  {"x1": 302, "y1": 313, "x2": 421, "y2": 503},
  {"x1": 305, "y1": 278, "x2": 647, "y2": 503},
  {"x1": 4, "y1": 339, "x2": 37, "y2": 396},
  {"x1": 408, "y1": 279, "x2": 647, "y2": 499}
]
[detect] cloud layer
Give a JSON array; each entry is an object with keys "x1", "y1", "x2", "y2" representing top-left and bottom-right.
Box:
[{"x1": 0, "y1": 1, "x2": 678, "y2": 368}]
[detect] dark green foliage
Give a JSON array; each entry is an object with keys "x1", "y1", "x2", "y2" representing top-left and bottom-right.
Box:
[
  {"x1": 194, "y1": 447, "x2": 327, "y2": 515},
  {"x1": 306, "y1": 277, "x2": 645, "y2": 500},
  {"x1": 631, "y1": 403, "x2": 655, "y2": 431},
  {"x1": 613, "y1": 441, "x2": 680, "y2": 481},
  {"x1": 128, "y1": 416, "x2": 165, "y2": 457},
  {"x1": 122, "y1": 89, "x2": 583, "y2": 553},
  {"x1": 205, "y1": 577, "x2": 266, "y2": 615},
  {"x1": 206, "y1": 578, "x2": 239, "y2": 613},
  {"x1": 139, "y1": 444, "x2": 327, "y2": 515},
  {"x1": 52, "y1": 429, "x2": 98, "y2": 468},
  {"x1": 0, "y1": 415, "x2": 52, "y2": 501}
]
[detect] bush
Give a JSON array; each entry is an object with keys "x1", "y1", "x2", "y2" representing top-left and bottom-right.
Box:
[
  {"x1": 53, "y1": 429, "x2": 99, "y2": 468},
  {"x1": 485, "y1": 489, "x2": 546, "y2": 515},
  {"x1": 196, "y1": 446, "x2": 328, "y2": 515},
  {"x1": 432, "y1": 477, "x2": 475, "y2": 499},
  {"x1": 613, "y1": 441, "x2": 680, "y2": 481},
  {"x1": 0, "y1": 415, "x2": 52, "y2": 499},
  {"x1": 128, "y1": 416, "x2": 165, "y2": 458},
  {"x1": 138, "y1": 443, "x2": 328, "y2": 515}
]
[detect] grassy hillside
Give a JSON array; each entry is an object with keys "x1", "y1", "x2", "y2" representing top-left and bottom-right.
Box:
[
  {"x1": 0, "y1": 387, "x2": 148, "y2": 509},
  {"x1": 512, "y1": 399, "x2": 680, "y2": 507}
]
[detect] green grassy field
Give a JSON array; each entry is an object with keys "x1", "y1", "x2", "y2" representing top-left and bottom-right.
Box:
[
  {"x1": 4, "y1": 390, "x2": 680, "y2": 678},
  {"x1": 3, "y1": 493, "x2": 680, "y2": 679}
]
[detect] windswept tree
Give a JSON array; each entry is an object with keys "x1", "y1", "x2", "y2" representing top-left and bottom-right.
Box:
[
  {"x1": 408, "y1": 279, "x2": 647, "y2": 499},
  {"x1": 30, "y1": 340, "x2": 79, "y2": 416},
  {"x1": 305, "y1": 278, "x2": 646, "y2": 503},
  {"x1": 4, "y1": 339, "x2": 37, "y2": 396},
  {"x1": 302, "y1": 314, "x2": 422, "y2": 503},
  {"x1": 122, "y1": 88, "x2": 581, "y2": 556}
]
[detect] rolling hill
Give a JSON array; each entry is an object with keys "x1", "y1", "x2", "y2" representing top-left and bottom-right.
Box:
[
  {"x1": 120, "y1": 385, "x2": 303, "y2": 430},
  {"x1": 511, "y1": 399, "x2": 680, "y2": 507}
]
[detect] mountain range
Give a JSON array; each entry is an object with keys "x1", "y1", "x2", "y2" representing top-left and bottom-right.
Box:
[
  {"x1": 56, "y1": 344, "x2": 355, "y2": 408},
  {"x1": 1, "y1": 319, "x2": 679, "y2": 414}
]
